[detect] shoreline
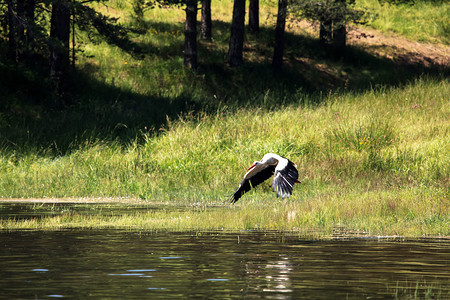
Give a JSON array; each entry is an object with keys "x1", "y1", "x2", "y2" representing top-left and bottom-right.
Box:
[{"x1": 0, "y1": 197, "x2": 145, "y2": 204}]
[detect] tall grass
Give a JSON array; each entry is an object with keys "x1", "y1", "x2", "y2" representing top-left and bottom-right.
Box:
[
  {"x1": 2, "y1": 78, "x2": 448, "y2": 200},
  {"x1": 1, "y1": 77, "x2": 448, "y2": 235},
  {"x1": 357, "y1": 0, "x2": 450, "y2": 44}
]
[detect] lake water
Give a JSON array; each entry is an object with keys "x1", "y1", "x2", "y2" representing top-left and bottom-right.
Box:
[{"x1": 0, "y1": 204, "x2": 449, "y2": 299}]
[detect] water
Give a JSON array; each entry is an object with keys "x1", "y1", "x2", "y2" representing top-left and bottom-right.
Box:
[
  {"x1": 0, "y1": 204, "x2": 449, "y2": 299},
  {"x1": 0, "y1": 202, "x2": 183, "y2": 220},
  {"x1": 1, "y1": 230, "x2": 449, "y2": 299}
]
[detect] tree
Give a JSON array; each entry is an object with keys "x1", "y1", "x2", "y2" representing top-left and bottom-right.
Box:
[
  {"x1": 332, "y1": 0, "x2": 346, "y2": 56},
  {"x1": 227, "y1": 0, "x2": 245, "y2": 66},
  {"x1": 137, "y1": 0, "x2": 201, "y2": 68},
  {"x1": 272, "y1": 0, "x2": 288, "y2": 69},
  {"x1": 200, "y1": 0, "x2": 211, "y2": 40},
  {"x1": 184, "y1": 0, "x2": 197, "y2": 68},
  {"x1": 248, "y1": 0, "x2": 259, "y2": 32},
  {"x1": 6, "y1": 0, "x2": 36, "y2": 62},
  {"x1": 49, "y1": 0, "x2": 71, "y2": 93},
  {"x1": 292, "y1": 0, "x2": 367, "y2": 58},
  {"x1": 6, "y1": 0, "x2": 19, "y2": 60},
  {"x1": 319, "y1": 16, "x2": 332, "y2": 47}
]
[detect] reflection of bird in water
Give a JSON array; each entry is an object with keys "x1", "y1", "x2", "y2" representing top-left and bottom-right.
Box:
[{"x1": 263, "y1": 256, "x2": 294, "y2": 294}]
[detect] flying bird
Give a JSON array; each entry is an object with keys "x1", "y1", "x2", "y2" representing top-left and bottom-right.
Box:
[{"x1": 229, "y1": 153, "x2": 300, "y2": 203}]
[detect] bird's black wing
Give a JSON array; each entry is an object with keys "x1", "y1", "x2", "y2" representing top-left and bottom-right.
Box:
[
  {"x1": 271, "y1": 160, "x2": 299, "y2": 199},
  {"x1": 230, "y1": 165, "x2": 276, "y2": 203}
]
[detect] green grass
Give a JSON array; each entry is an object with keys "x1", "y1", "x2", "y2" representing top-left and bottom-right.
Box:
[
  {"x1": 1, "y1": 77, "x2": 448, "y2": 236},
  {"x1": 357, "y1": 0, "x2": 450, "y2": 44},
  {"x1": 1, "y1": 182, "x2": 447, "y2": 236}
]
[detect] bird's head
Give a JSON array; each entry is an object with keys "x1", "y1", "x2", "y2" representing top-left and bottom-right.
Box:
[{"x1": 247, "y1": 161, "x2": 260, "y2": 171}]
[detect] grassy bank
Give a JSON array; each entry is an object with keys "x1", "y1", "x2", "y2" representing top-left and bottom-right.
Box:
[
  {"x1": 1, "y1": 186, "x2": 447, "y2": 236},
  {"x1": 358, "y1": 0, "x2": 450, "y2": 44},
  {"x1": 1, "y1": 77, "x2": 448, "y2": 200},
  {"x1": 1, "y1": 77, "x2": 449, "y2": 236},
  {"x1": 2, "y1": 0, "x2": 448, "y2": 152}
]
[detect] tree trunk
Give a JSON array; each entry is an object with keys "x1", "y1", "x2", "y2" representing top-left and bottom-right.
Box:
[
  {"x1": 7, "y1": 0, "x2": 36, "y2": 63},
  {"x1": 332, "y1": 24, "x2": 346, "y2": 58},
  {"x1": 248, "y1": 0, "x2": 259, "y2": 33},
  {"x1": 319, "y1": 19, "x2": 332, "y2": 46},
  {"x1": 23, "y1": 0, "x2": 36, "y2": 49},
  {"x1": 49, "y1": 0, "x2": 71, "y2": 93},
  {"x1": 201, "y1": 0, "x2": 212, "y2": 40},
  {"x1": 20, "y1": 0, "x2": 35, "y2": 62},
  {"x1": 272, "y1": 0, "x2": 287, "y2": 69},
  {"x1": 16, "y1": 0, "x2": 25, "y2": 43},
  {"x1": 72, "y1": 0, "x2": 75, "y2": 68},
  {"x1": 184, "y1": 0, "x2": 198, "y2": 69},
  {"x1": 332, "y1": 0, "x2": 346, "y2": 59},
  {"x1": 227, "y1": 0, "x2": 245, "y2": 67},
  {"x1": 7, "y1": 0, "x2": 19, "y2": 61}
]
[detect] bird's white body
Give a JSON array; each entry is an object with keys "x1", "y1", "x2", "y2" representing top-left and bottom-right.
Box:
[{"x1": 230, "y1": 153, "x2": 300, "y2": 203}]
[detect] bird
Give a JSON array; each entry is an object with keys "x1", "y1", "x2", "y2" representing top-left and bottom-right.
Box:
[{"x1": 229, "y1": 153, "x2": 300, "y2": 203}]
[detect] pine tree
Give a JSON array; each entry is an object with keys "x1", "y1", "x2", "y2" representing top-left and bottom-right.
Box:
[{"x1": 228, "y1": 0, "x2": 245, "y2": 66}]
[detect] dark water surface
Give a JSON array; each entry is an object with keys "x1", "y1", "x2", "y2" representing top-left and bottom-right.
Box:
[
  {"x1": 0, "y1": 204, "x2": 449, "y2": 299},
  {"x1": 1, "y1": 230, "x2": 449, "y2": 299},
  {"x1": 0, "y1": 202, "x2": 183, "y2": 220}
]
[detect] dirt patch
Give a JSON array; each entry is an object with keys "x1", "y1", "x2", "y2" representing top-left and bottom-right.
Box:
[
  {"x1": 281, "y1": 20, "x2": 449, "y2": 89},
  {"x1": 347, "y1": 26, "x2": 449, "y2": 68},
  {"x1": 289, "y1": 20, "x2": 449, "y2": 68}
]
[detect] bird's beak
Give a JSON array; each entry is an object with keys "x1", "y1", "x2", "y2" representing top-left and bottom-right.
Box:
[{"x1": 247, "y1": 164, "x2": 256, "y2": 171}]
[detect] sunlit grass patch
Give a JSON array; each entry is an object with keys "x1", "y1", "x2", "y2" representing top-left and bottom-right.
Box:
[
  {"x1": 357, "y1": 0, "x2": 450, "y2": 44},
  {"x1": 1, "y1": 77, "x2": 448, "y2": 202},
  {"x1": 1, "y1": 185, "x2": 448, "y2": 236}
]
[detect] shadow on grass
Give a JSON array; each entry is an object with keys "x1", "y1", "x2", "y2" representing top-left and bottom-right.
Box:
[{"x1": 0, "y1": 19, "x2": 448, "y2": 156}]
